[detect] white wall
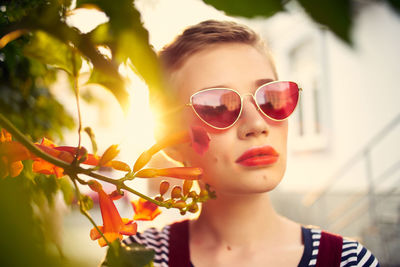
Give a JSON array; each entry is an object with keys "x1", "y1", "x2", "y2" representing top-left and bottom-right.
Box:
[{"x1": 264, "y1": 3, "x2": 400, "y2": 192}]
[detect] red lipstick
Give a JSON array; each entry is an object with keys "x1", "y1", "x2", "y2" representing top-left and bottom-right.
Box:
[{"x1": 235, "y1": 145, "x2": 279, "y2": 167}]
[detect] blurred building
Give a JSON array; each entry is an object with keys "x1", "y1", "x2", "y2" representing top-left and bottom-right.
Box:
[{"x1": 254, "y1": 2, "x2": 400, "y2": 265}]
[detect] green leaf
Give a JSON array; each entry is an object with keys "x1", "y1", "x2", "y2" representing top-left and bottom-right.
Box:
[
  {"x1": 387, "y1": 0, "x2": 400, "y2": 15},
  {"x1": 116, "y1": 30, "x2": 162, "y2": 91},
  {"x1": 23, "y1": 30, "x2": 82, "y2": 76},
  {"x1": 297, "y1": 0, "x2": 352, "y2": 44},
  {"x1": 77, "y1": 0, "x2": 165, "y2": 96},
  {"x1": 104, "y1": 241, "x2": 155, "y2": 267},
  {"x1": 202, "y1": 0, "x2": 284, "y2": 18},
  {"x1": 87, "y1": 67, "x2": 129, "y2": 110},
  {"x1": 89, "y1": 22, "x2": 112, "y2": 45}
]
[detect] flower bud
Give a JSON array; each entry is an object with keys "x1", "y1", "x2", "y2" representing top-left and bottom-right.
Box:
[
  {"x1": 155, "y1": 196, "x2": 164, "y2": 202},
  {"x1": 183, "y1": 180, "x2": 193, "y2": 196},
  {"x1": 200, "y1": 189, "x2": 208, "y2": 198},
  {"x1": 109, "y1": 190, "x2": 123, "y2": 201},
  {"x1": 188, "y1": 202, "x2": 199, "y2": 213},
  {"x1": 172, "y1": 200, "x2": 186, "y2": 209},
  {"x1": 99, "y1": 145, "x2": 119, "y2": 166},
  {"x1": 159, "y1": 180, "x2": 170, "y2": 196},
  {"x1": 133, "y1": 151, "x2": 151, "y2": 172},
  {"x1": 88, "y1": 180, "x2": 102, "y2": 192},
  {"x1": 171, "y1": 186, "x2": 182, "y2": 199},
  {"x1": 111, "y1": 160, "x2": 131, "y2": 172},
  {"x1": 188, "y1": 191, "x2": 197, "y2": 198}
]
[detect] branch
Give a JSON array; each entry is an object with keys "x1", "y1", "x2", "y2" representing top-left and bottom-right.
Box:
[
  {"x1": 120, "y1": 183, "x2": 165, "y2": 207},
  {"x1": 77, "y1": 167, "x2": 119, "y2": 184},
  {"x1": 0, "y1": 113, "x2": 72, "y2": 171}
]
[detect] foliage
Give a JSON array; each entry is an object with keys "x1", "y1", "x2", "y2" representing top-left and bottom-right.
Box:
[
  {"x1": 0, "y1": 35, "x2": 74, "y2": 141},
  {"x1": 0, "y1": 174, "x2": 73, "y2": 267},
  {"x1": 296, "y1": 0, "x2": 352, "y2": 44},
  {"x1": 0, "y1": 2, "x2": 76, "y2": 266},
  {"x1": 203, "y1": 0, "x2": 284, "y2": 18}
]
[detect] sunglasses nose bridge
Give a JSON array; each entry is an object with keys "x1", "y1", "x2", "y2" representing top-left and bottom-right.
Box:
[
  {"x1": 242, "y1": 93, "x2": 253, "y2": 98},
  {"x1": 241, "y1": 92, "x2": 260, "y2": 111}
]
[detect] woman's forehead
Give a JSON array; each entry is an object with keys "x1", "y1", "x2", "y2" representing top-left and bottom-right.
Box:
[{"x1": 168, "y1": 43, "x2": 277, "y2": 99}]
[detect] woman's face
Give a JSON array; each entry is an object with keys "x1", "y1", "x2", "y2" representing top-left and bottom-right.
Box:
[{"x1": 169, "y1": 43, "x2": 288, "y2": 195}]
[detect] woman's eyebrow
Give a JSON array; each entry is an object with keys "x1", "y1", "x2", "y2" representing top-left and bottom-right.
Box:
[
  {"x1": 255, "y1": 78, "x2": 275, "y2": 87},
  {"x1": 197, "y1": 84, "x2": 229, "y2": 91},
  {"x1": 196, "y1": 78, "x2": 275, "y2": 92}
]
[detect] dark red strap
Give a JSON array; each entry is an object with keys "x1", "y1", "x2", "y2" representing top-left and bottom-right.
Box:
[
  {"x1": 316, "y1": 231, "x2": 343, "y2": 267},
  {"x1": 169, "y1": 220, "x2": 191, "y2": 267}
]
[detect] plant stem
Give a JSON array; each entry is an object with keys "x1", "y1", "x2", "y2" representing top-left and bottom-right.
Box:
[
  {"x1": 72, "y1": 56, "x2": 82, "y2": 152},
  {"x1": 77, "y1": 167, "x2": 119, "y2": 184},
  {"x1": 119, "y1": 183, "x2": 165, "y2": 207}
]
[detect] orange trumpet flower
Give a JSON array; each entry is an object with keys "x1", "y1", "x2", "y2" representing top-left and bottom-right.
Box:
[
  {"x1": 0, "y1": 129, "x2": 30, "y2": 178},
  {"x1": 88, "y1": 180, "x2": 137, "y2": 247},
  {"x1": 32, "y1": 138, "x2": 75, "y2": 178},
  {"x1": 32, "y1": 139, "x2": 130, "y2": 177},
  {"x1": 131, "y1": 198, "x2": 161, "y2": 221}
]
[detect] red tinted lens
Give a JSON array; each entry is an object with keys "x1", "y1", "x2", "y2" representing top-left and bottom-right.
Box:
[
  {"x1": 255, "y1": 81, "x2": 299, "y2": 120},
  {"x1": 191, "y1": 89, "x2": 241, "y2": 128}
]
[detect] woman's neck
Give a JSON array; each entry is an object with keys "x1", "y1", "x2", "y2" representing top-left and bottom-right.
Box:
[{"x1": 190, "y1": 192, "x2": 283, "y2": 248}]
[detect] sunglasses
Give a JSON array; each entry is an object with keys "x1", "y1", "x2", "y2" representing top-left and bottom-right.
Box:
[{"x1": 187, "y1": 81, "x2": 301, "y2": 129}]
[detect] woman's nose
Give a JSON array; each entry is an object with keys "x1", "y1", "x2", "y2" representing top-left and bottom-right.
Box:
[{"x1": 237, "y1": 96, "x2": 269, "y2": 139}]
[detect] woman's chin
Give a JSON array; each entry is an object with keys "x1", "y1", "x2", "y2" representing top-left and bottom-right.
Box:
[{"x1": 208, "y1": 178, "x2": 282, "y2": 196}]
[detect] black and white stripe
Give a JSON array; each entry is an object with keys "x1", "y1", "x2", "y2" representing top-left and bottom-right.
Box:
[
  {"x1": 124, "y1": 225, "x2": 379, "y2": 267},
  {"x1": 308, "y1": 228, "x2": 322, "y2": 266},
  {"x1": 307, "y1": 228, "x2": 379, "y2": 267}
]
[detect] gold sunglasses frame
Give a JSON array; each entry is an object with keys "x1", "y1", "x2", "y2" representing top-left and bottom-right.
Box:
[{"x1": 187, "y1": 80, "x2": 302, "y2": 130}]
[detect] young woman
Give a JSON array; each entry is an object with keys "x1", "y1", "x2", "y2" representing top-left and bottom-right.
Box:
[{"x1": 124, "y1": 20, "x2": 380, "y2": 267}]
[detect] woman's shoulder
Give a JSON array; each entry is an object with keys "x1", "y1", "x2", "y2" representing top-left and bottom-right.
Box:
[{"x1": 302, "y1": 226, "x2": 380, "y2": 267}]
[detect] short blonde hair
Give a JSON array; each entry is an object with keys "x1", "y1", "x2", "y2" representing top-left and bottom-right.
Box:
[
  {"x1": 154, "y1": 20, "x2": 277, "y2": 138},
  {"x1": 158, "y1": 20, "x2": 277, "y2": 78}
]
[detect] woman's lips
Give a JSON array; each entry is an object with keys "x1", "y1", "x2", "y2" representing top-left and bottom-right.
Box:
[{"x1": 235, "y1": 145, "x2": 279, "y2": 167}]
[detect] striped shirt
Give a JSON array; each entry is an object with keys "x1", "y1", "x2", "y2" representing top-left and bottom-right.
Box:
[{"x1": 123, "y1": 224, "x2": 380, "y2": 267}]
